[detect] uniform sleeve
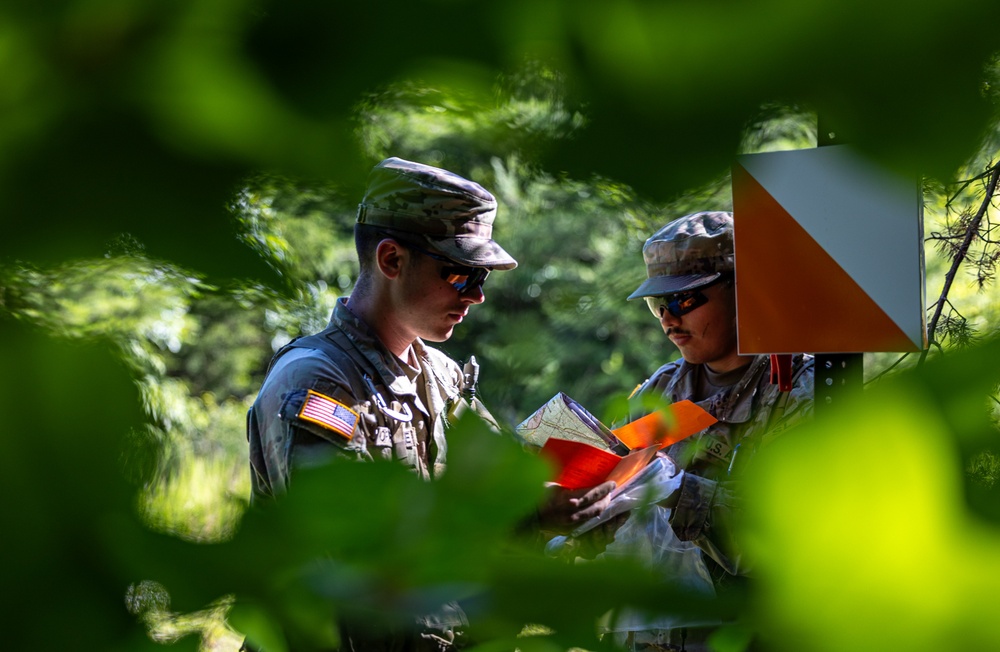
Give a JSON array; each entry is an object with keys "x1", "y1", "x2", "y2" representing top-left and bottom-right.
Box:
[{"x1": 248, "y1": 349, "x2": 375, "y2": 498}]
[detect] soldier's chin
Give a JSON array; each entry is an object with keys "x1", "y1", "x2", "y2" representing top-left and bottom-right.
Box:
[{"x1": 424, "y1": 326, "x2": 455, "y2": 343}]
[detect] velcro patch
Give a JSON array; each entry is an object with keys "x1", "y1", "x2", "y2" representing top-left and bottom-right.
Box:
[{"x1": 297, "y1": 389, "x2": 359, "y2": 441}]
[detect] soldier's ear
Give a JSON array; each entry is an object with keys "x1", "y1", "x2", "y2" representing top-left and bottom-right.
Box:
[{"x1": 375, "y1": 238, "x2": 408, "y2": 280}]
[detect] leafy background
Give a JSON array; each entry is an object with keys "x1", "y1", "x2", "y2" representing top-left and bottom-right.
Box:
[{"x1": 2, "y1": 0, "x2": 1000, "y2": 650}]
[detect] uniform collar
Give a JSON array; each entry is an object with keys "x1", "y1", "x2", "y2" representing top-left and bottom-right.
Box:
[
  {"x1": 328, "y1": 298, "x2": 421, "y2": 398},
  {"x1": 672, "y1": 355, "x2": 770, "y2": 424}
]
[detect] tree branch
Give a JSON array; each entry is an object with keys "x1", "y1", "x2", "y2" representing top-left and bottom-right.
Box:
[
  {"x1": 867, "y1": 352, "x2": 910, "y2": 384},
  {"x1": 919, "y1": 161, "x2": 1000, "y2": 366}
]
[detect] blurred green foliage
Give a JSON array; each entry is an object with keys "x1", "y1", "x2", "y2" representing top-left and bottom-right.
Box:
[
  {"x1": 0, "y1": 318, "x2": 189, "y2": 652},
  {"x1": 744, "y1": 338, "x2": 1000, "y2": 652},
  {"x1": 3, "y1": 0, "x2": 1000, "y2": 650}
]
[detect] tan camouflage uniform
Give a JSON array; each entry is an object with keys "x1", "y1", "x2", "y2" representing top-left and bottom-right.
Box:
[
  {"x1": 635, "y1": 351, "x2": 814, "y2": 577},
  {"x1": 245, "y1": 157, "x2": 516, "y2": 652},
  {"x1": 248, "y1": 298, "x2": 473, "y2": 494},
  {"x1": 620, "y1": 212, "x2": 815, "y2": 651}
]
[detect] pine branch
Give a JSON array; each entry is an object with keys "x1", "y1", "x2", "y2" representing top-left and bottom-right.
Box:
[
  {"x1": 920, "y1": 161, "x2": 1000, "y2": 366},
  {"x1": 867, "y1": 352, "x2": 911, "y2": 384}
]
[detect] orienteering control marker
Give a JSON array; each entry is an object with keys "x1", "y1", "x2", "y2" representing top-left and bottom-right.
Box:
[{"x1": 732, "y1": 146, "x2": 926, "y2": 354}]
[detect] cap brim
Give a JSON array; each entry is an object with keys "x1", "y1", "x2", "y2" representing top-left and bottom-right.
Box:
[
  {"x1": 423, "y1": 235, "x2": 518, "y2": 270},
  {"x1": 626, "y1": 273, "x2": 720, "y2": 300}
]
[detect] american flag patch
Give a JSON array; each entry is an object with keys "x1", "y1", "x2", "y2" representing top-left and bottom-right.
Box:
[{"x1": 297, "y1": 389, "x2": 359, "y2": 440}]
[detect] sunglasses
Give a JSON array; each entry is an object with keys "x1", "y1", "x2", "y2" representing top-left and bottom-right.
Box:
[
  {"x1": 399, "y1": 239, "x2": 492, "y2": 292},
  {"x1": 645, "y1": 288, "x2": 710, "y2": 319}
]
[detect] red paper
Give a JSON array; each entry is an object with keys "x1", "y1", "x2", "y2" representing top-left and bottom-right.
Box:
[
  {"x1": 540, "y1": 439, "x2": 660, "y2": 490},
  {"x1": 540, "y1": 438, "x2": 622, "y2": 490}
]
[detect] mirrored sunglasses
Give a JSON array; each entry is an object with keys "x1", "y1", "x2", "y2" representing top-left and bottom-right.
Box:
[
  {"x1": 401, "y1": 240, "x2": 491, "y2": 292},
  {"x1": 645, "y1": 289, "x2": 709, "y2": 319},
  {"x1": 440, "y1": 265, "x2": 490, "y2": 292}
]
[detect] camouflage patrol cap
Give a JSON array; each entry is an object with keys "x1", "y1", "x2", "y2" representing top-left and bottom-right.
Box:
[
  {"x1": 627, "y1": 211, "x2": 734, "y2": 300},
  {"x1": 357, "y1": 157, "x2": 517, "y2": 270}
]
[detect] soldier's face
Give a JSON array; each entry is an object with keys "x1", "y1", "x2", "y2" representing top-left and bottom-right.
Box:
[
  {"x1": 654, "y1": 281, "x2": 742, "y2": 372},
  {"x1": 397, "y1": 250, "x2": 486, "y2": 343}
]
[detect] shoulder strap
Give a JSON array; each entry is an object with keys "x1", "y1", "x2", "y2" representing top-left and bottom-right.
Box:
[
  {"x1": 260, "y1": 335, "x2": 303, "y2": 380},
  {"x1": 262, "y1": 331, "x2": 344, "y2": 379},
  {"x1": 260, "y1": 329, "x2": 387, "y2": 414},
  {"x1": 762, "y1": 354, "x2": 813, "y2": 431}
]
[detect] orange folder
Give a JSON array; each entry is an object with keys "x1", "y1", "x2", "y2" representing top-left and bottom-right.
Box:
[{"x1": 612, "y1": 400, "x2": 717, "y2": 450}]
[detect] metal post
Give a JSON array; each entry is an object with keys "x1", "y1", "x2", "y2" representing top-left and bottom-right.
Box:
[
  {"x1": 813, "y1": 352, "x2": 863, "y2": 417},
  {"x1": 814, "y1": 123, "x2": 864, "y2": 416}
]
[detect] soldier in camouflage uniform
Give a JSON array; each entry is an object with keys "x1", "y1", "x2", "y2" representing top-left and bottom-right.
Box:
[
  {"x1": 246, "y1": 157, "x2": 611, "y2": 651},
  {"x1": 246, "y1": 157, "x2": 516, "y2": 651},
  {"x1": 617, "y1": 211, "x2": 814, "y2": 651}
]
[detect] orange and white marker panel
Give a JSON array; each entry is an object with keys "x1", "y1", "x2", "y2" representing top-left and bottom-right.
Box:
[{"x1": 732, "y1": 146, "x2": 926, "y2": 353}]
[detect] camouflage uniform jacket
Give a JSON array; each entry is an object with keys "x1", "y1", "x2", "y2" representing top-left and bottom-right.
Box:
[
  {"x1": 635, "y1": 353, "x2": 814, "y2": 579},
  {"x1": 246, "y1": 298, "x2": 485, "y2": 651},
  {"x1": 248, "y1": 298, "x2": 474, "y2": 498}
]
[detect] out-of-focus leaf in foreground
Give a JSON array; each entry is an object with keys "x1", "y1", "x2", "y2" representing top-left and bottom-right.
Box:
[
  {"x1": 112, "y1": 409, "x2": 736, "y2": 650},
  {"x1": 743, "y1": 335, "x2": 1000, "y2": 651},
  {"x1": 0, "y1": 0, "x2": 353, "y2": 288},
  {"x1": 0, "y1": 317, "x2": 190, "y2": 651},
  {"x1": 112, "y1": 412, "x2": 552, "y2": 649},
  {"x1": 4, "y1": 0, "x2": 1000, "y2": 286}
]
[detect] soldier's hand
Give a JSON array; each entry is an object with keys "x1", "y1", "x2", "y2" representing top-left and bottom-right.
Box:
[{"x1": 536, "y1": 481, "x2": 616, "y2": 532}]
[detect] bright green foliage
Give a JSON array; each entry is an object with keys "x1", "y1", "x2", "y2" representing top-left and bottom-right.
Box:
[{"x1": 743, "y1": 338, "x2": 1000, "y2": 652}]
